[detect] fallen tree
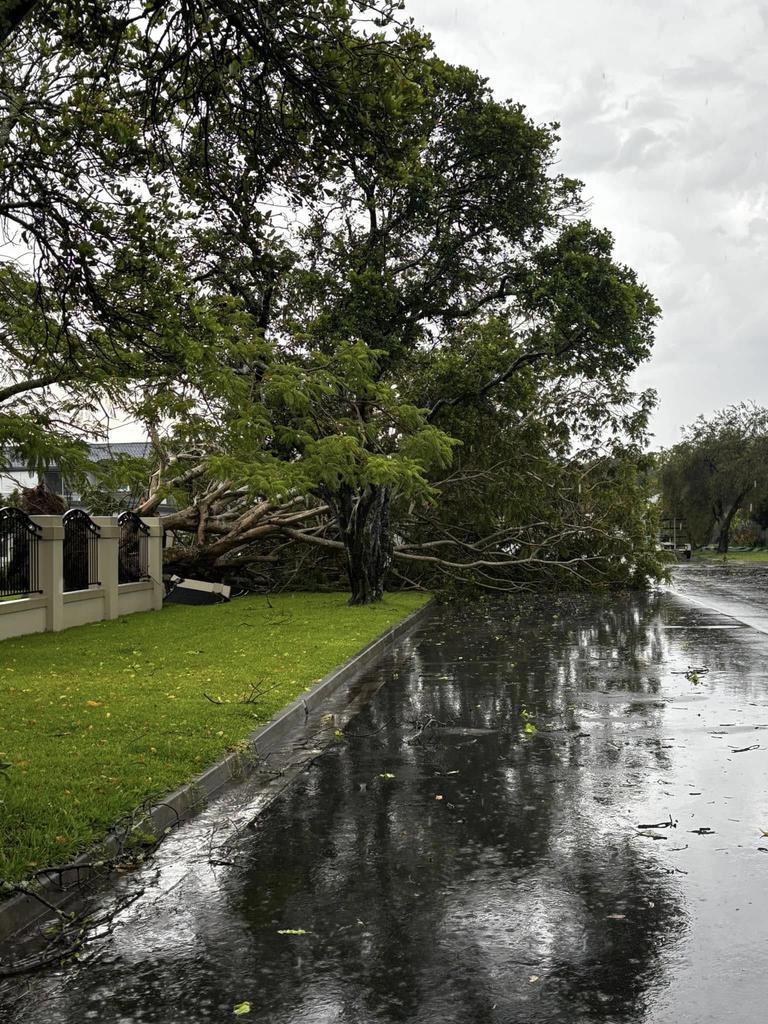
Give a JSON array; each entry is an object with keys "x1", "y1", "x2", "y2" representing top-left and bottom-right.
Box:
[
  {"x1": 137, "y1": 52, "x2": 661, "y2": 602},
  {"x1": 117, "y1": 394, "x2": 663, "y2": 596},
  {"x1": 4, "y1": 1, "x2": 664, "y2": 602}
]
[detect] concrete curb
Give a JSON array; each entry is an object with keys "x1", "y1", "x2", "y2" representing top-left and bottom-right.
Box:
[{"x1": 0, "y1": 599, "x2": 433, "y2": 944}]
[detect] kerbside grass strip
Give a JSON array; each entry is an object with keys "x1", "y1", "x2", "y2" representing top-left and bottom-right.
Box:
[
  {"x1": 0, "y1": 592, "x2": 428, "y2": 884},
  {"x1": 695, "y1": 549, "x2": 768, "y2": 563}
]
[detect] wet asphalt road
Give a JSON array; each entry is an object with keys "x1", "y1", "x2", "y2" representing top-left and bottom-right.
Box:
[
  {"x1": 669, "y1": 558, "x2": 768, "y2": 628},
  {"x1": 3, "y1": 565, "x2": 768, "y2": 1023}
]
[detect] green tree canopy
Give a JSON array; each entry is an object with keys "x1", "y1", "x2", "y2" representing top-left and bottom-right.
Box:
[
  {"x1": 162, "y1": 49, "x2": 659, "y2": 601},
  {"x1": 0, "y1": 0, "x2": 414, "y2": 477},
  {"x1": 1, "y1": 1, "x2": 662, "y2": 601},
  {"x1": 660, "y1": 402, "x2": 768, "y2": 552}
]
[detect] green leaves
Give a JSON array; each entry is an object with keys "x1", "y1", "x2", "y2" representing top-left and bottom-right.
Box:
[
  {"x1": 661, "y1": 402, "x2": 768, "y2": 550},
  {"x1": 0, "y1": 0, "x2": 661, "y2": 602},
  {"x1": 400, "y1": 427, "x2": 460, "y2": 473}
]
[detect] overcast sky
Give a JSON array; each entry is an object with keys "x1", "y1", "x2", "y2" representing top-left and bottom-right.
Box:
[{"x1": 404, "y1": 0, "x2": 767, "y2": 447}]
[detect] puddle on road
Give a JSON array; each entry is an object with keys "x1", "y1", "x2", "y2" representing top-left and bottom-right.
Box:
[{"x1": 3, "y1": 590, "x2": 768, "y2": 1023}]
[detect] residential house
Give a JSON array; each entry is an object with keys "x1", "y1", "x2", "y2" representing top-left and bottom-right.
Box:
[{"x1": 0, "y1": 442, "x2": 154, "y2": 507}]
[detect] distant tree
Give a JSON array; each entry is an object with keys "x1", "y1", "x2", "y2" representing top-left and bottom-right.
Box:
[
  {"x1": 744, "y1": 494, "x2": 768, "y2": 548},
  {"x1": 660, "y1": 403, "x2": 768, "y2": 553}
]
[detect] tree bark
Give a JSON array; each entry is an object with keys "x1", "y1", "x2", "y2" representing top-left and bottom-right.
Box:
[
  {"x1": 715, "y1": 522, "x2": 730, "y2": 554},
  {"x1": 323, "y1": 483, "x2": 392, "y2": 605},
  {"x1": 712, "y1": 491, "x2": 748, "y2": 554},
  {"x1": 0, "y1": 1, "x2": 39, "y2": 46},
  {"x1": 714, "y1": 510, "x2": 737, "y2": 553}
]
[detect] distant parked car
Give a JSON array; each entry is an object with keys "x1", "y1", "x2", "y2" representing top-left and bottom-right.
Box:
[{"x1": 659, "y1": 539, "x2": 692, "y2": 559}]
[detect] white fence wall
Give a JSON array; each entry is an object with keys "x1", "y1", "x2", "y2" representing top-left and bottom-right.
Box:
[{"x1": 0, "y1": 515, "x2": 163, "y2": 642}]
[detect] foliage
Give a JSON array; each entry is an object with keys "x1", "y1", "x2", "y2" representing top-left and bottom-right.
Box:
[
  {"x1": 660, "y1": 402, "x2": 768, "y2": 552},
  {"x1": 0, "y1": 1, "x2": 415, "y2": 470},
  {"x1": 76, "y1": 454, "x2": 155, "y2": 514},
  {"x1": 0, "y1": 0, "x2": 662, "y2": 599},
  {"x1": 133, "y1": 41, "x2": 660, "y2": 599}
]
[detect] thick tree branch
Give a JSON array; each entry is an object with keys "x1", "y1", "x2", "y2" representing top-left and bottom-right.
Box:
[
  {"x1": 0, "y1": 0, "x2": 39, "y2": 46},
  {"x1": 0, "y1": 373, "x2": 63, "y2": 404}
]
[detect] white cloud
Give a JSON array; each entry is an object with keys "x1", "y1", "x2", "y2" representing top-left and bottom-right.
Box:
[{"x1": 405, "y1": 0, "x2": 768, "y2": 444}]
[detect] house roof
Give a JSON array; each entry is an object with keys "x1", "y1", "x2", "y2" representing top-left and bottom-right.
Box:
[
  {"x1": 3, "y1": 442, "x2": 152, "y2": 471},
  {"x1": 86, "y1": 442, "x2": 152, "y2": 462}
]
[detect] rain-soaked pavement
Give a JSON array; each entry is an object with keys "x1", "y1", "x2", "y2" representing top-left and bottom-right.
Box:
[
  {"x1": 670, "y1": 557, "x2": 768, "y2": 629},
  {"x1": 3, "y1": 564, "x2": 768, "y2": 1023}
]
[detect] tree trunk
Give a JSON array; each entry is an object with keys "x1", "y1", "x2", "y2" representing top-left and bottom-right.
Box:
[
  {"x1": 324, "y1": 483, "x2": 392, "y2": 605},
  {"x1": 714, "y1": 511, "x2": 737, "y2": 553},
  {"x1": 712, "y1": 492, "x2": 748, "y2": 554},
  {"x1": 749, "y1": 517, "x2": 768, "y2": 549}
]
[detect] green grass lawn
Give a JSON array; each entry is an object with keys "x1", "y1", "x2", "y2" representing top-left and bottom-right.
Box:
[
  {"x1": 694, "y1": 549, "x2": 768, "y2": 563},
  {"x1": 0, "y1": 591, "x2": 428, "y2": 885}
]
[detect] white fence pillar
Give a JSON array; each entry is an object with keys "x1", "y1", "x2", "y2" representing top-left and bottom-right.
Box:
[
  {"x1": 29, "y1": 515, "x2": 64, "y2": 633},
  {"x1": 92, "y1": 517, "x2": 120, "y2": 620},
  {"x1": 142, "y1": 517, "x2": 164, "y2": 611}
]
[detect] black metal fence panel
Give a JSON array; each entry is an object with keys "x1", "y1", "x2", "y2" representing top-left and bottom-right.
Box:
[
  {"x1": 0, "y1": 507, "x2": 42, "y2": 599},
  {"x1": 62, "y1": 509, "x2": 100, "y2": 592},
  {"x1": 117, "y1": 511, "x2": 150, "y2": 583}
]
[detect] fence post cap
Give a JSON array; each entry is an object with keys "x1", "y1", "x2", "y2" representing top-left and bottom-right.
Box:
[
  {"x1": 139, "y1": 517, "x2": 163, "y2": 536},
  {"x1": 91, "y1": 517, "x2": 120, "y2": 538},
  {"x1": 27, "y1": 516, "x2": 64, "y2": 540}
]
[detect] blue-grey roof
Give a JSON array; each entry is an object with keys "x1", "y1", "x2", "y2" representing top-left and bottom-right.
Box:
[
  {"x1": 3, "y1": 442, "x2": 152, "y2": 470},
  {"x1": 87, "y1": 442, "x2": 152, "y2": 462}
]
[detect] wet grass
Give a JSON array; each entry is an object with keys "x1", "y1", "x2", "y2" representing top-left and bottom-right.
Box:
[
  {"x1": 0, "y1": 591, "x2": 428, "y2": 885},
  {"x1": 695, "y1": 549, "x2": 768, "y2": 563}
]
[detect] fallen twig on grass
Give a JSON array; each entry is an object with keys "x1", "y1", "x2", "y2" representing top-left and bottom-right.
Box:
[{"x1": 204, "y1": 680, "x2": 282, "y2": 707}]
